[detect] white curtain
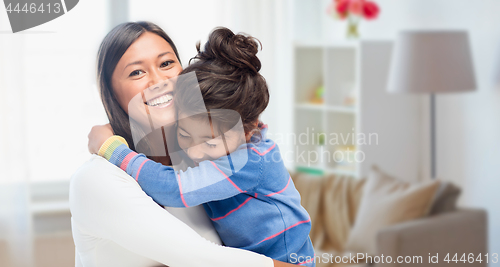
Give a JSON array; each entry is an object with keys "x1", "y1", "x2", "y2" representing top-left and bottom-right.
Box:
[{"x1": 0, "y1": 29, "x2": 33, "y2": 267}]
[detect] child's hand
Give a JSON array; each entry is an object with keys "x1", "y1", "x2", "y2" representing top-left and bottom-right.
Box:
[{"x1": 88, "y1": 124, "x2": 114, "y2": 154}]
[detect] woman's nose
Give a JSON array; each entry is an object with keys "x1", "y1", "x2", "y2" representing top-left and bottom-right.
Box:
[{"x1": 147, "y1": 69, "x2": 164, "y2": 89}]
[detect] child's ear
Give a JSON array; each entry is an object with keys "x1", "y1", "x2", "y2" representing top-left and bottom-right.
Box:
[{"x1": 245, "y1": 129, "x2": 256, "y2": 143}]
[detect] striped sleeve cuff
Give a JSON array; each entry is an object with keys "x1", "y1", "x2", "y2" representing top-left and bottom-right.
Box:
[
  {"x1": 98, "y1": 135, "x2": 128, "y2": 160},
  {"x1": 98, "y1": 135, "x2": 139, "y2": 172}
]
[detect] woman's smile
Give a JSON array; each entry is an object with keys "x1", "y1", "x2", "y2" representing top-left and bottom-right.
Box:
[{"x1": 145, "y1": 92, "x2": 174, "y2": 108}]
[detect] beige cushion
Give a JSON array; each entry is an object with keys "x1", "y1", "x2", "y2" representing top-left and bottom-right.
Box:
[
  {"x1": 344, "y1": 166, "x2": 440, "y2": 255},
  {"x1": 429, "y1": 182, "x2": 461, "y2": 215}
]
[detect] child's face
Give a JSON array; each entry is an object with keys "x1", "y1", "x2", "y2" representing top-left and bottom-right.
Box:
[{"x1": 176, "y1": 115, "x2": 244, "y2": 166}]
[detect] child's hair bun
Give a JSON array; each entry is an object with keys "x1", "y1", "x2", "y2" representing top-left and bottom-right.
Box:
[
  {"x1": 179, "y1": 27, "x2": 269, "y2": 138},
  {"x1": 196, "y1": 27, "x2": 261, "y2": 74}
]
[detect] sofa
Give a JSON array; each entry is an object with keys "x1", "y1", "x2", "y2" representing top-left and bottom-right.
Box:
[
  {"x1": 291, "y1": 166, "x2": 488, "y2": 267},
  {"x1": 377, "y1": 208, "x2": 487, "y2": 267}
]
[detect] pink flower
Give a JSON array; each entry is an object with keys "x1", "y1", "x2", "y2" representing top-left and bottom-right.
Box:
[
  {"x1": 363, "y1": 1, "x2": 380, "y2": 20},
  {"x1": 336, "y1": 0, "x2": 350, "y2": 19},
  {"x1": 329, "y1": 0, "x2": 380, "y2": 20},
  {"x1": 349, "y1": 0, "x2": 364, "y2": 16}
]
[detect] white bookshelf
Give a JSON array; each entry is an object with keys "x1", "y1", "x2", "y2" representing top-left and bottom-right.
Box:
[{"x1": 293, "y1": 40, "x2": 421, "y2": 180}]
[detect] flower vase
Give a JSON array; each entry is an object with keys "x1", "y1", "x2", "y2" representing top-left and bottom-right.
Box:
[{"x1": 346, "y1": 16, "x2": 360, "y2": 39}]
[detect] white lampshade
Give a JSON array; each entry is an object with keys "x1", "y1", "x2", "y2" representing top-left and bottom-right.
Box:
[{"x1": 387, "y1": 30, "x2": 477, "y2": 94}]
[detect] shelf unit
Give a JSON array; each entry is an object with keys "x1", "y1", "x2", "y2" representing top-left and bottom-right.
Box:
[{"x1": 293, "y1": 40, "x2": 421, "y2": 180}]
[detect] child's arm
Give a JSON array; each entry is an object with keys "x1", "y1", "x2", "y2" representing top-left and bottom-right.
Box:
[{"x1": 98, "y1": 136, "x2": 263, "y2": 208}]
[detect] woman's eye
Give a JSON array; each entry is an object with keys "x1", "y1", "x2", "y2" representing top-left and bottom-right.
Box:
[
  {"x1": 160, "y1": 60, "x2": 174, "y2": 68},
  {"x1": 129, "y1": 70, "x2": 144, "y2": 77}
]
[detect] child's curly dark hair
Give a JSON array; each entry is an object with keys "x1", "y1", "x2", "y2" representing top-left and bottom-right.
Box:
[{"x1": 175, "y1": 27, "x2": 269, "y2": 140}]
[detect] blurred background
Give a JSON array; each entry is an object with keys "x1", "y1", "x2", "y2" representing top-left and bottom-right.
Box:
[{"x1": 0, "y1": 0, "x2": 498, "y2": 266}]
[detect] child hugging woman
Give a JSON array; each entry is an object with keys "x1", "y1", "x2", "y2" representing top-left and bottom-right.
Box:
[{"x1": 88, "y1": 27, "x2": 315, "y2": 266}]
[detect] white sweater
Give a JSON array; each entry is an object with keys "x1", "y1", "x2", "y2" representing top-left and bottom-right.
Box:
[{"x1": 70, "y1": 155, "x2": 273, "y2": 267}]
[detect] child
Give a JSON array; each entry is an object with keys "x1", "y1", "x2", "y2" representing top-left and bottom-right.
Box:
[{"x1": 90, "y1": 27, "x2": 315, "y2": 266}]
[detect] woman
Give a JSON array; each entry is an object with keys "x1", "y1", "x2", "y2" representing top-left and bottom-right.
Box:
[{"x1": 70, "y1": 21, "x2": 298, "y2": 267}]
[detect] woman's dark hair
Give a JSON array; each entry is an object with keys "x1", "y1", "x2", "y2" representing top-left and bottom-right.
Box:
[
  {"x1": 175, "y1": 27, "x2": 269, "y2": 139},
  {"x1": 97, "y1": 21, "x2": 181, "y2": 150}
]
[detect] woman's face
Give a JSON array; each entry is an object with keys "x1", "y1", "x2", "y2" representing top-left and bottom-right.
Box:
[{"x1": 111, "y1": 32, "x2": 182, "y2": 129}]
